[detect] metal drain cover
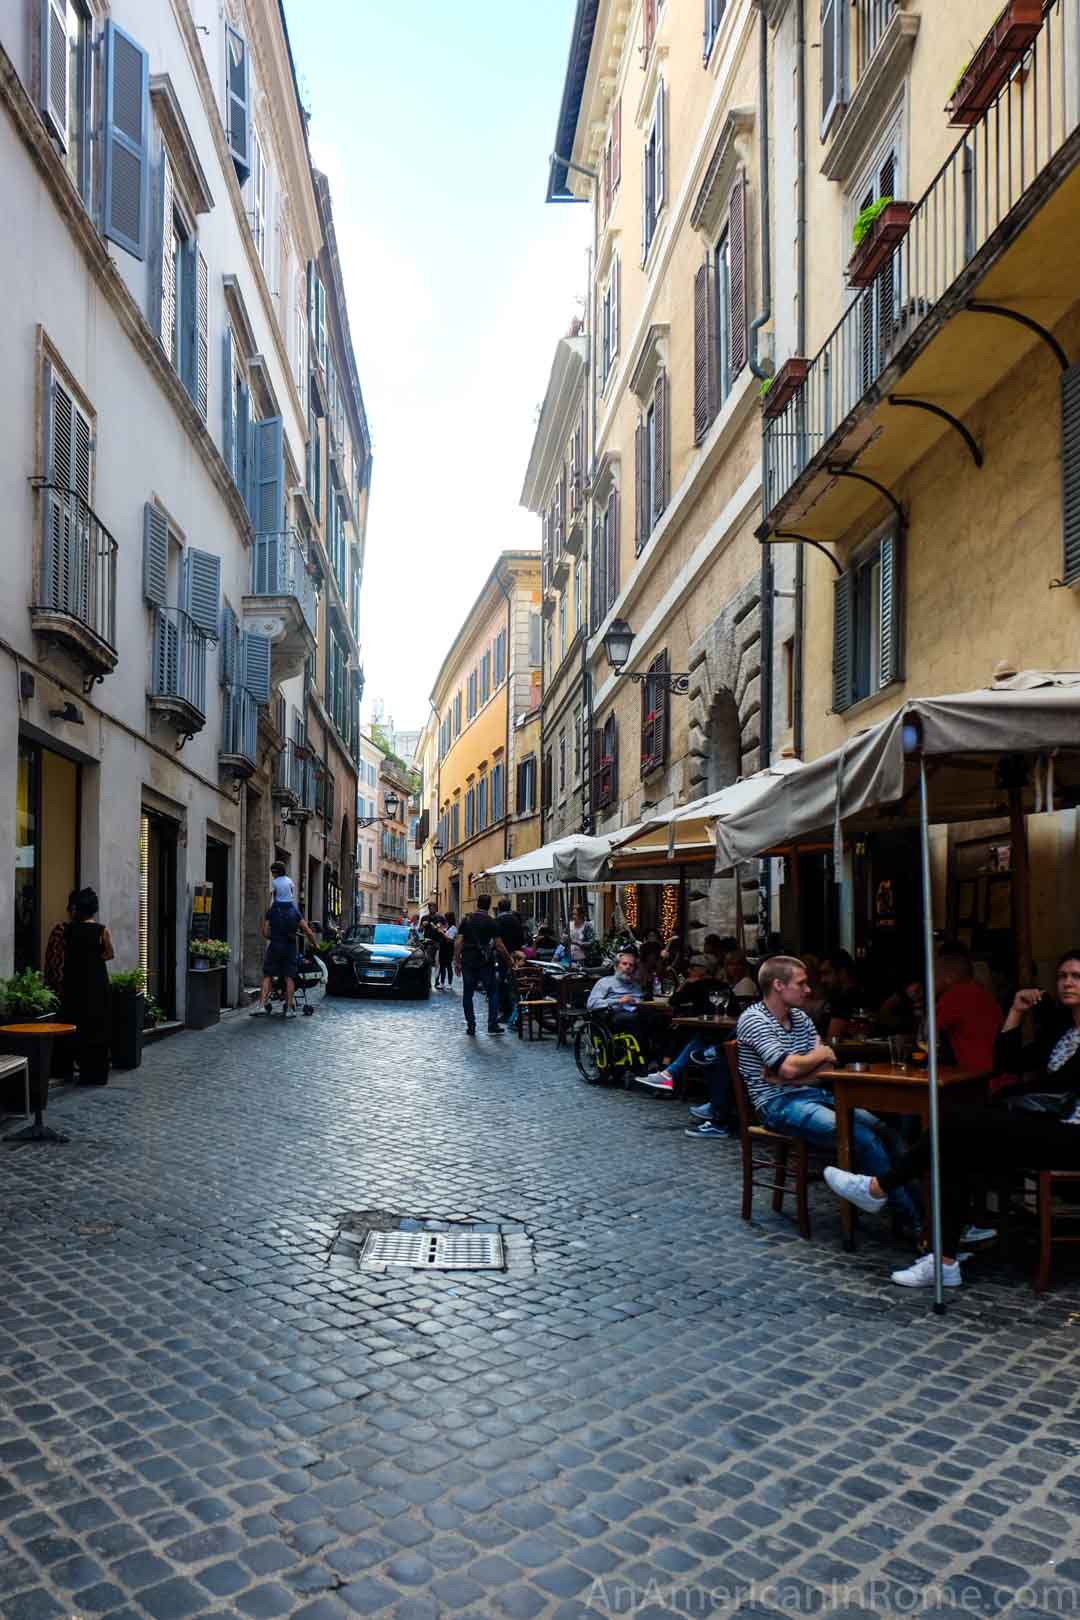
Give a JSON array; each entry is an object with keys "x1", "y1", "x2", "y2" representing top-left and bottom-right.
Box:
[{"x1": 360, "y1": 1230, "x2": 505, "y2": 1271}]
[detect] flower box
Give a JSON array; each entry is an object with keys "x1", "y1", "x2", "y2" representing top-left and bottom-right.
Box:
[
  {"x1": 846, "y1": 202, "x2": 914, "y2": 289},
  {"x1": 947, "y1": 1, "x2": 1043, "y2": 126},
  {"x1": 761, "y1": 357, "x2": 810, "y2": 419},
  {"x1": 186, "y1": 965, "x2": 224, "y2": 1031}
]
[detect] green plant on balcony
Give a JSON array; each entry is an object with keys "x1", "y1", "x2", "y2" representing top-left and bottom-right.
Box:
[
  {"x1": 758, "y1": 376, "x2": 774, "y2": 402},
  {"x1": 852, "y1": 195, "x2": 892, "y2": 248}
]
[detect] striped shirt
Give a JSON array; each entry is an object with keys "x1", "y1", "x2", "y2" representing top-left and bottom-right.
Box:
[{"x1": 737, "y1": 1002, "x2": 820, "y2": 1114}]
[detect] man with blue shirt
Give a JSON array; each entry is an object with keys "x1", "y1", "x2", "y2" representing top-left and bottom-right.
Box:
[
  {"x1": 251, "y1": 900, "x2": 319, "y2": 1020},
  {"x1": 587, "y1": 948, "x2": 670, "y2": 1059}
]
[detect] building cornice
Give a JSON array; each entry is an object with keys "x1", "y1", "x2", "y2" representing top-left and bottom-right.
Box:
[
  {"x1": 520, "y1": 336, "x2": 588, "y2": 510},
  {"x1": 428, "y1": 553, "x2": 541, "y2": 706}
]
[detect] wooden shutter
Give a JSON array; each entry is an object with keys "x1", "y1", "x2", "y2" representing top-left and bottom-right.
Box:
[
  {"x1": 179, "y1": 236, "x2": 197, "y2": 398},
  {"x1": 876, "y1": 149, "x2": 898, "y2": 360},
  {"x1": 653, "y1": 371, "x2": 669, "y2": 520},
  {"x1": 153, "y1": 608, "x2": 179, "y2": 695},
  {"x1": 196, "y1": 250, "x2": 209, "y2": 418},
  {"x1": 528, "y1": 612, "x2": 542, "y2": 667},
  {"x1": 41, "y1": 365, "x2": 82, "y2": 612},
  {"x1": 694, "y1": 260, "x2": 719, "y2": 444},
  {"x1": 102, "y1": 20, "x2": 149, "y2": 260},
  {"x1": 728, "y1": 176, "x2": 748, "y2": 378},
  {"x1": 222, "y1": 329, "x2": 234, "y2": 477},
  {"x1": 590, "y1": 517, "x2": 602, "y2": 627},
  {"x1": 40, "y1": 0, "x2": 69, "y2": 144},
  {"x1": 225, "y1": 26, "x2": 250, "y2": 183},
  {"x1": 602, "y1": 140, "x2": 612, "y2": 222},
  {"x1": 142, "y1": 502, "x2": 169, "y2": 607},
  {"x1": 183, "y1": 548, "x2": 221, "y2": 639},
  {"x1": 635, "y1": 418, "x2": 647, "y2": 550},
  {"x1": 655, "y1": 82, "x2": 666, "y2": 217},
  {"x1": 610, "y1": 255, "x2": 620, "y2": 359},
  {"x1": 606, "y1": 492, "x2": 619, "y2": 608},
  {"x1": 219, "y1": 603, "x2": 238, "y2": 686},
  {"x1": 878, "y1": 529, "x2": 904, "y2": 688},
  {"x1": 821, "y1": 0, "x2": 842, "y2": 131},
  {"x1": 241, "y1": 629, "x2": 271, "y2": 704},
  {"x1": 655, "y1": 650, "x2": 670, "y2": 766},
  {"x1": 591, "y1": 728, "x2": 603, "y2": 811},
  {"x1": 641, "y1": 673, "x2": 654, "y2": 776},
  {"x1": 641, "y1": 144, "x2": 649, "y2": 266},
  {"x1": 612, "y1": 97, "x2": 622, "y2": 190},
  {"x1": 153, "y1": 147, "x2": 175, "y2": 352},
  {"x1": 1061, "y1": 363, "x2": 1080, "y2": 583},
  {"x1": 253, "y1": 416, "x2": 284, "y2": 534},
  {"x1": 832, "y1": 570, "x2": 854, "y2": 713}
]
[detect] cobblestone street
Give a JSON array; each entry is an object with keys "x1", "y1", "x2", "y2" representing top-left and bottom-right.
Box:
[{"x1": 2, "y1": 991, "x2": 1080, "y2": 1620}]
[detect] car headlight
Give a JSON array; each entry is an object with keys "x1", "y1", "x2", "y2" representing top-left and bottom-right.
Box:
[
  {"x1": 332, "y1": 954, "x2": 347, "y2": 965},
  {"x1": 407, "y1": 953, "x2": 426, "y2": 968}
]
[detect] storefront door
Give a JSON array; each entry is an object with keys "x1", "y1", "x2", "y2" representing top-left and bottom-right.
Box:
[
  {"x1": 15, "y1": 740, "x2": 80, "y2": 972},
  {"x1": 140, "y1": 810, "x2": 178, "y2": 1018}
]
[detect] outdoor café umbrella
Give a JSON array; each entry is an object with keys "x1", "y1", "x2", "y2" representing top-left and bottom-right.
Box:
[{"x1": 484, "y1": 827, "x2": 642, "y2": 893}]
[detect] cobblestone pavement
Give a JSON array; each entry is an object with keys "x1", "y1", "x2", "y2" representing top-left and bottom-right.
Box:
[{"x1": 3, "y1": 990, "x2": 1080, "y2": 1620}]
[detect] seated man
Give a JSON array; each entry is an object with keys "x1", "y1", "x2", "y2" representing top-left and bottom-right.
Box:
[
  {"x1": 587, "y1": 948, "x2": 670, "y2": 1063},
  {"x1": 915, "y1": 939, "x2": 1003, "y2": 1079},
  {"x1": 724, "y1": 949, "x2": 759, "y2": 1000},
  {"x1": 669, "y1": 954, "x2": 731, "y2": 1016},
  {"x1": 819, "y1": 949, "x2": 864, "y2": 1040},
  {"x1": 738, "y1": 954, "x2": 917, "y2": 1227}
]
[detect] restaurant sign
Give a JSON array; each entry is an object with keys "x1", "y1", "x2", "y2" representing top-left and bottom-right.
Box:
[{"x1": 495, "y1": 868, "x2": 558, "y2": 893}]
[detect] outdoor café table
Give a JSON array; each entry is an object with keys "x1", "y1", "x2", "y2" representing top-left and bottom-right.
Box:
[
  {"x1": 670, "y1": 1015, "x2": 737, "y2": 1036},
  {"x1": 817, "y1": 1061, "x2": 988, "y2": 1250},
  {"x1": 1, "y1": 1022, "x2": 77, "y2": 1144}
]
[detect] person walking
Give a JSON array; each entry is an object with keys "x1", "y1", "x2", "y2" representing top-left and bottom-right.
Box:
[
  {"x1": 251, "y1": 899, "x2": 319, "y2": 1018},
  {"x1": 495, "y1": 900, "x2": 526, "y2": 1025},
  {"x1": 59, "y1": 887, "x2": 114, "y2": 1085},
  {"x1": 436, "y1": 912, "x2": 456, "y2": 989},
  {"x1": 454, "y1": 895, "x2": 509, "y2": 1035}
]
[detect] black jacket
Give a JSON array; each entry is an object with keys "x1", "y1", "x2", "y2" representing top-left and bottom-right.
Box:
[{"x1": 994, "y1": 1005, "x2": 1080, "y2": 1095}]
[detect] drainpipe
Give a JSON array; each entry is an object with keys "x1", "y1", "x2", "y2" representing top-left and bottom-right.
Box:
[
  {"x1": 751, "y1": 4, "x2": 774, "y2": 949},
  {"x1": 793, "y1": 0, "x2": 807, "y2": 757}
]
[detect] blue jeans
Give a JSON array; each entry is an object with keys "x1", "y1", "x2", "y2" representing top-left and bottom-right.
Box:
[
  {"x1": 758, "y1": 1086, "x2": 918, "y2": 1225},
  {"x1": 462, "y1": 961, "x2": 500, "y2": 1030}
]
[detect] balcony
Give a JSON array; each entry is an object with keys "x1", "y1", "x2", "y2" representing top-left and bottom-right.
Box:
[
  {"x1": 148, "y1": 607, "x2": 208, "y2": 742},
  {"x1": 220, "y1": 685, "x2": 258, "y2": 779},
  {"x1": 31, "y1": 484, "x2": 119, "y2": 687},
  {"x1": 272, "y1": 736, "x2": 307, "y2": 806},
  {"x1": 243, "y1": 530, "x2": 317, "y2": 681},
  {"x1": 762, "y1": 0, "x2": 1079, "y2": 542}
]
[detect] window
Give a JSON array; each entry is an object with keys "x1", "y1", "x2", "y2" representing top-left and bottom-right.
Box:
[
  {"x1": 477, "y1": 775, "x2": 487, "y2": 832},
  {"x1": 480, "y1": 650, "x2": 491, "y2": 704},
  {"x1": 250, "y1": 128, "x2": 269, "y2": 267},
  {"x1": 635, "y1": 371, "x2": 669, "y2": 552},
  {"x1": 703, "y1": 0, "x2": 725, "y2": 63},
  {"x1": 467, "y1": 669, "x2": 477, "y2": 720},
  {"x1": 293, "y1": 293, "x2": 307, "y2": 396},
  {"x1": 491, "y1": 761, "x2": 504, "y2": 820},
  {"x1": 854, "y1": 141, "x2": 900, "y2": 393},
  {"x1": 783, "y1": 637, "x2": 796, "y2": 730},
  {"x1": 453, "y1": 691, "x2": 462, "y2": 737},
  {"x1": 494, "y1": 628, "x2": 507, "y2": 686},
  {"x1": 558, "y1": 731, "x2": 566, "y2": 796},
  {"x1": 545, "y1": 622, "x2": 554, "y2": 678},
  {"x1": 515, "y1": 755, "x2": 536, "y2": 814},
  {"x1": 154, "y1": 156, "x2": 208, "y2": 418},
  {"x1": 640, "y1": 650, "x2": 671, "y2": 776},
  {"x1": 592, "y1": 714, "x2": 618, "y2": 812},
  {"x1": 832, "y1": 527, "x2": 902, "y2": 712},
  {"x1": 602, "y1": 97, "x2": 622, "y2": 221},
  {"x1": 642, "y1": 83, "x2": 666, "y2": 264},
  {"x1": 225, "y1": 24, "x2": 251, "y2": 182},
  {"x1": 821, "y1": 0, "x2": 847, "y2": 137},
  {"x1": 528, "y1": 612, "x2": 542, "y2": 668},
  {"x1": 575, "y1": 559, "x2": 585, "y2": 629},
  {"x1": 599, "y1": 256, "x2": 621, "y2": 393},
  {"x1": 464, "y1": 788, "x2": 475, "y2": 840},
  {"x1": 641, "y1": 0, "x2": 657, "y2": 61},
  {"x1": 558, "y1": 595, "x2": 566, "y2": 660},
  {"x1": 40, "y1": 0, "x2": 94, "y2": 203},
  {"x1": 541, "y1": 752, "x2": 553, "y2": 812},
  {"x1": 572, "y1": 706, "x2": 583, "y2": 781},
  {"x1": 591, "y1": 490, "x2": 620, "y2": 629}
]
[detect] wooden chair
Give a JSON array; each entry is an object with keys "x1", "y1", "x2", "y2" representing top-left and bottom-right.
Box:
[
  {"x1": 0, "y1": 1054, "x2": 30, "y2": 1120},
  {"x1": 514, "y1": 965, "x2": 558, "y2": 1042},
  {"x1": 1024, "y1": 1171, "x2": 1080, "y2": 1293},
  {"x1": 554, "y1": 975, "x2": 592, "y2": 1048},
  {"x1": 724, "y1": 1041, "x2": 824, "y2": 1241}
]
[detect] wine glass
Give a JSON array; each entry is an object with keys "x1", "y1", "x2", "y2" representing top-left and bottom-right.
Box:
[{"x1": 709, "y1": 990, "x2": 723, "y2": 1019}]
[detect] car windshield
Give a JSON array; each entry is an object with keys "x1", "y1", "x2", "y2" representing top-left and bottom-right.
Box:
[{"x1": 343, "y1": 924, "x2": 411, "y2": 947}]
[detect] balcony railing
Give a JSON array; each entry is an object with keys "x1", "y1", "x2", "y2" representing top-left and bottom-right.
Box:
[
  {"x1": 764, "y1": 0, "x2": 1072, "y2": 517},
  {"x1": 35, "y1": 482, "x2": 118, "y2": 657},
  {"x1": 221, "y1": 684, "x2": 257, "y2": 766},
  {"x1": 273, "y1": 736, "x2": 307, "y2": 800},
  {"x1": 250, "y1": 529, "x2": 317, "y2": 636},
  {"x1": 151, "y1": 607, "x2": 208, "y2": 721},
  {"x1": 855, "y1": 0, "x2": 898, "y2": 80}
]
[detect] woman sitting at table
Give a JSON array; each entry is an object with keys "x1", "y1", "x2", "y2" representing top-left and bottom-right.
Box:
[{"x1": 824, "y1": 949, "x2": 1080, "y2": 1289}]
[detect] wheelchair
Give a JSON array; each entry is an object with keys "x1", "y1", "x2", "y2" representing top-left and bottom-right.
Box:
[{"x1": 573, "y1": 1009, "x2": 655, "y2": 1086}]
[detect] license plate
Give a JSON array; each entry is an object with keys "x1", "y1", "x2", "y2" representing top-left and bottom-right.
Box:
[{"x1": 365, "y1": 970, "x2": 392, "y2": 980}]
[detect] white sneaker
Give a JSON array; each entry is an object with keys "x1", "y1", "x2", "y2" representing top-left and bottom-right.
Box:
[
  {"x1": 891, "y1": 1254, "x2": 962, "y2": 1289},
  {"x1": 284, "y1": 1008, "x2": 298, "y2": 1020},
  {"x1": 824, "y1": 1166, "x2": 887, "y2": 1213},
  {"x1": 959, "y1": 1223, "x2": 997, "y2": 1244},
  {"x1": 249, "y1": 1004, "x2": 269, "y2": 1016}
]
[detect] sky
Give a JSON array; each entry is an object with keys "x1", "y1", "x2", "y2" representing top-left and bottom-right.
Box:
[{"x1": 283, "y1": 0, "x2": 589, "y2": 737}]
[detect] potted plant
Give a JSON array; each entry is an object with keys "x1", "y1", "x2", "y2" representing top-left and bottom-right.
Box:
[
  {"x1": 143, "y1": 996, "x2": 167, "y2": 1031},
  {"x1": 947, "y1": 1, "x2": 1043, "y2": 126},
  {"x1": 187, "y1": 939, "x2": 229, "y2": 1030},
  {"x1": 761, "y1": 357, "x2": 810, "y2": 419},
  {"x1": 846, "y1": 196, "x2": 915, "y2": 288},
  {"x1": 189, "y1": 937, "x2": 231, "y2": 971},
  {"x1": 110, "y1": 968, "x2": 146, "y2": 1071},
  {"x1": 0, "y1": 970, "x2": 60, "y2": 1107}
]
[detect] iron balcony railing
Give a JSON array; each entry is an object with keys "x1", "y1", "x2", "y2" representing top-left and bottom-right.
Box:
[
  {"x1": 764, "y1": 0, "x2": 1073, "y2": 516},
  {"x1": 36, "y1": 482, "x2": 118, "y2": 650},
  {"x1": 151, "y1": 607, "x2": 208, "y2": 719},
  {"x1": 855, "y1": 0, "x2": 898, "y2": 80},
  {"x1": 273, "y1": 736, "x2": 307, "y2": 799},
  {"x1": 250, "y1": 529, "x2": 317, "y2": 636},
  {"x1": 222, "y1": 684, "x2": 258, "y2": 765}
]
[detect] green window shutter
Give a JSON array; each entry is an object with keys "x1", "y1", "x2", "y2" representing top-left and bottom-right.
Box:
[
  {"x1": 221, "y1": 328, "x2": 234, "y2": 476},
  {"x1": 240, "y1": 629, "x2": 271, "y2": 704},
  {"x1": 40, "y1": 0, "x2": 69, "y2": 144},
  {"x1": 142, "y1": 502, "x2": 169, "y2": 607},
  {"x1": 183, "y1": 547, "x2": 221, "y2": 639},
  {"x1": 878, "y1": 528, "x2": 904, "y2": 689},
  {"x1": 225, "y1": 26, "x2": 250, "y2": 183},
  {"x1": 102, "y1": 20, "x2": 149, "y2": 260},
  {"x1": 1061, "y1": 363, "x2": 1080, "y2": 584},
  {"x1": 832, "y1": 569, "x2": 854, "y2": 713},
  {"x1": 253, "y1": 415, "x2": 284, "y2": 534}
]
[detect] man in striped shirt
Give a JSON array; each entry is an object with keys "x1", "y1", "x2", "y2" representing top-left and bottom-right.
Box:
[{"x1": 737, "y1": 956, "x2": 916, "y2": 1225}]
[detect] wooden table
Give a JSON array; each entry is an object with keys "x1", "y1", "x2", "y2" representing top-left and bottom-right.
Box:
[
  {"x1": 1, "y1": 1023, "x2": 77, "y2": 1143},
  {"x1": 670, "y1": 1015, "x2": 737, "y2": 1036},
  {"x1": 818, "y1": 1061, "x2": 988, "y2": 1248}
]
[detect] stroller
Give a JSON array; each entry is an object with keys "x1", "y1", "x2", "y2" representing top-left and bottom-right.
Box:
[{"x1": 267, "y1": 945, "x2": 327, "y2": 1017}]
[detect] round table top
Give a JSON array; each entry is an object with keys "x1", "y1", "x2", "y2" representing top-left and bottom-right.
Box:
[{"x1": 0, "y1": 1022, "x2": 77, "y2": 1035}]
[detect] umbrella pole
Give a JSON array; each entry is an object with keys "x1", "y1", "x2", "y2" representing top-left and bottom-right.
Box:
[{"x1": 918, "y1": 756, "x2": 946, "y2": 1315}]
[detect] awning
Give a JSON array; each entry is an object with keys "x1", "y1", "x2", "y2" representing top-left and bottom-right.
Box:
[
  {"x1": 610, "y1": 761, "x2": 806, "y2": 867},
  {"x1": 713, "y1": 671, "x2": 1080, "y2": 870},
  {"x1": 483, "y1": 827, "x2": 642, "y2": 893}
]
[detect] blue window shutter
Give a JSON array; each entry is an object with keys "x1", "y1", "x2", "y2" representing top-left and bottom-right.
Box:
[
  {"x1": 237, "y1": 381, "x2": 251, "y2": 511},
  {"x1": 153, "y1": 608, "x2": 179, "y2": 695},
  {"x1": 240, "y1": 629, "x2": 271, "y2": 704},
  {"x1": 221, "y1": 328, "x2": 234, "y2": 476},
  {"x1": 142, "y1": 502, "x2": 169, "y2": 607},
  {"x1": 41, "y1": 0, "x2": 69, "y2": 144},
  {"x1": 219, "y1": 603, "x2": 238, "y2": 686},
  {"x1": 102, "y1": 20, "x2": 149, "y2": 260},
  {"x1": 832, "y1": 569, "x2": 854, "y2": 713},
  {"x1": 245, "y1": 407, "x2": 257, "y2": 524},
  {"x1": 183, "y1": 547, "x2": 221, "y2": 639},
  {"x1": 196, "y1": 250, "x2": 209, "y2": 418},
  {"x1": 225, "y1": 26, "x2": 250, "y2": 183},
  {"x1": 253, "y1": 415, "x2": 284, "y2": 534}
]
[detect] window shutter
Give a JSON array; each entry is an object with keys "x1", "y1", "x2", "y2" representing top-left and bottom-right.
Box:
[
  {"x1": 153, "y1": 147, "x2": 175, "y2": 351},
  {"x1": 154, "y1": 608, "x2": 179, "y2": 695},
  {"x1": 611, "y1": 255, "x2": 621, "y2": 359},
  {"x1": 183, "y1": 548, "x2": 221, "y2": 639},
  {"x1": 180, "y1": 235, "x2": 197, "y2": 399},
  {"x1": 606, "y1": 492, "x2": 619, "y2": 608},
  {"x1": 641, "y1": 144, "x2": 648, "y2": 266},
  {"x1": 222, "y1": 329, "x2": 234, "y2": 476},
  {"x1": 728, "y1": 176, "x2": 748, "y2": 378},
  {"x1": 1061, "y1": 363, "x2": 1080, "y2": 584},
  {"x1": 590, "y1": 516, "x2": 602, "y2": 628},
  {"x1": 142, "y1": 502, "x2": 169, "y2": 607},
  {"x1": 225, "y1": 26, "x2": 250, "y2": 183},
  {"x1": 528, "y1": 611, "x2": 542, "y2": 667},
  {"x1": 821, "y1": 0, "x2": 842, "y2": 131},
  {"x1": 878, "y1": 529, "x2": 904, "y2": 688},
  {"x1": 236, "y1": 382, "x2": 252, "y2": 515},
  {"x1": 40, "y1": 0, "x2": 69, "y2": 145},
  {"x1": 635, "y1": 418, "x2": 647, "y2": 550},
  {"x1": 591, "y1": 728, "x2": 603, "y2": 811},
  {"x1": 832, "y1": 569, "x2": 854, "y2": 713},
  {"x1": 196, "y1": 250, "x2": 209, "y2": 419},
  {"x1": 220, "y1": 603, "x2": 238, "y2": 686},
  {"x1": 240, "y1": 629, "x2": 271, "y2": 705},
  {"x1": 653, "y1": 370, "x2": 669, "y2": 520},
  {"x1": 655, "y1": 82, "x2": 666, "y2": 216},
  {"x1": 641, "y1": 673, "x2": 654, "y2": 776},
  {"x1": 41, "y1": 363, "x2": 79, "y2": 611},
  {"x1": 656, "y1": 650, "x2": 670, "y2": 765},
  {"x1": 694, "y1": 260, "x2": 719, "y2": 444},
  {"x1": 102, "y1": 20, "x2": 149, "y2": 260},
  {"x1": 253, "y1": 416, "x2": 284, "y2": 534}
]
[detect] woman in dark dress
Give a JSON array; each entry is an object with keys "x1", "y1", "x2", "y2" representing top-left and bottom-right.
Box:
[{"x1": 61, "y1": 887, "x2": 114, "y2": 1085}]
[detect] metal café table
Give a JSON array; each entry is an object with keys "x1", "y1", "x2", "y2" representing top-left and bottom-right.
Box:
[
  {"x1": 817, "y1": 1061, "x2": 989, "y2": 1249},
  {"x1": 2, "y1": 1022, "x2": 77, "y2": 1143}
]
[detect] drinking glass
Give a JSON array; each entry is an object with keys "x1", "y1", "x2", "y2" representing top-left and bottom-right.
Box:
[{"x1": 709, "y1": 991, "x2": 723, "y2": 1019}]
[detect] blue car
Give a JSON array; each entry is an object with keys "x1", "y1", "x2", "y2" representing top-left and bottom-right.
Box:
[{"x1": 326, "y1": 923, "x2": 432, "y2": 999}]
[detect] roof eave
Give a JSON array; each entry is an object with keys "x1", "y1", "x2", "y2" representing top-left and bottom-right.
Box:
[{"x1": 545, "y1": 0, "x2": 601, "y2": 204}]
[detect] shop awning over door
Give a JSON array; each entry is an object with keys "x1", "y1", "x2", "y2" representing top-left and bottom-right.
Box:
[{"x1": 608, "y1": 761, "x2": 806, "y2": 870}]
